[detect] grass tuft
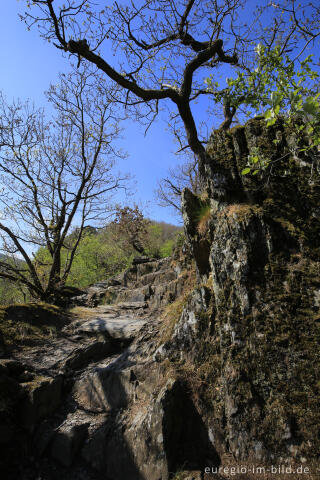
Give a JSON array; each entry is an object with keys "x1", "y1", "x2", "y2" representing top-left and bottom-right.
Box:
[
  {"x1": 0, "y1": 302, "x2": 68, "y2": 351},
  {"x1": 196, "y1": 203, "x2": 211, "y2": 235}
]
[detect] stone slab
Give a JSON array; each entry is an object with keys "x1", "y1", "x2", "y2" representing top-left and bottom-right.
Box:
[{"x1": 77, "y1": 316, "x2": 147, "y2": 340}]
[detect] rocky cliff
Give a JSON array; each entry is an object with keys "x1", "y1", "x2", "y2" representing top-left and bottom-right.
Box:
[
  {"x1": 0, "y1": 117, "x2": 319, "y2": 480},
  {"x1": 176, "y1": 116, "x2": 320, "y2": 471}
]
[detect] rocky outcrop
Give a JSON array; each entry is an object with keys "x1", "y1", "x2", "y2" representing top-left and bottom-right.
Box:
[
  {"x1": 0, "y1": 256, "x2": 197, "y2": 480},
  {"x1": 73, "y1": 256, "x2": 186, "y2": 310},
  {"x1": 170, "y1": 117, "x2": 320, "y2": 467},
  {"x1": 1, "y1": 118, "x2": 320, "y2": 479}
]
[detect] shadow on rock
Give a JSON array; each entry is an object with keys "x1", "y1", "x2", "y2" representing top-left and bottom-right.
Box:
[{"x1": 162, "y1": 380, "x2": 220, "y2": 477}]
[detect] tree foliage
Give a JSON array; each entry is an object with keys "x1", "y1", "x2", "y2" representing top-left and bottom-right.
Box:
[
  {"x1": 111, "y1": 205, "x2": 150, "y2": 255},
  {"x1": 205, "y1": 43, "x2": 320, "y2": 176},
  {"x1": 33, "y1": 217, "x2": 181, "y2": 291},
  {"x1": 109, "y1": 205, "x2": 181, "y2": 257}
]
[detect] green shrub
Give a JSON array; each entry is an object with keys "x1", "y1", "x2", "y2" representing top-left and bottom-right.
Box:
[{"x1": 159, "y1": 239, "x2": 175, "y2": 258}]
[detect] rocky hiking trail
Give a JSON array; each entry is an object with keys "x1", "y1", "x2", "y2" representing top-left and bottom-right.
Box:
[
  {"x1": 2, "y1": 256, "x2": 196, "y2": 480},
  {"x1": 3, "y1": 117, "x2": 320, "y2": 480}
]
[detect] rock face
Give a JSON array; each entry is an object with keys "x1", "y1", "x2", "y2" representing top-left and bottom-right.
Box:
[
  {"x1": 176, "y1": 117, "x2": 320, "y2": 466},
  {"x1": 1, "y1": 118, "x2": 320, "y2": 479}
]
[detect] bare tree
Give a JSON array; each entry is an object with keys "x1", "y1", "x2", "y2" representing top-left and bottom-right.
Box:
[
  {"x1": 0, "y1": 67, "x2": 127, "y2": 302},
  {"x1": 156, "y1": 154, "x2": 201, "y2": 217},
  {"x1": 21, "y1": 1, "x2": 320, "y2": 185},
  {"x1": 266, "y1": 0, "x2": 320, "y2": 60}
]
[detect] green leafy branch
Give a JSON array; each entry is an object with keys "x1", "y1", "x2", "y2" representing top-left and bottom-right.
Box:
[{"x1": 205, "y1": 44, "x2": 320, "y2": 177}]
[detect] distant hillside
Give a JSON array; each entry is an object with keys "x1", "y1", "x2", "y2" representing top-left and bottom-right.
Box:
[
  {"x1": 64, "y1": 220, "x2": 182, "y2": 288},
  {"x1": 0, "y1": 218, "x2": 182, "y2": 304},
  {"x1": 32, "y1": 219, "x2": 183, "y2": 294}
]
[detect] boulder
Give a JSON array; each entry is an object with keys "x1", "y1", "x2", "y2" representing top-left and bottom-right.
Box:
[
  {"x1": 135, "y1": 269, "x2": 177, "y2": 288},
  {"x1": 132, "y1": 256, "x2": 153, "y2": 265},
  {"x1": 0, "y1": 373, "x2": 25, "y2": 445},
  {"x1": 81, "y1": 420, "x2": 113, "y2": 471},
  {"x1": 62, "y1": 340, "x2": 113, "y2": 371},
  {"x1": 73, "y1": 366, "x2": 136, "y2": 413},
  {"x1": 0, "y1": 359, "x2": 25, "y2": 377},
  {"x1": 83, "y1": 379, "x2": 220, "y2": 480},
  {"x1": 77, "y1": 316, "x2": 147, "y2": 340},
  {"x1": 20, "y1": 375, "x2": 63, "y2": 432},
  {"x1": 51, "y1": 421, "x2": 89, "y2": 467}
]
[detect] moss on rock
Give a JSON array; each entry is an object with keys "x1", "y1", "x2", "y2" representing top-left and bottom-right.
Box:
[{"x1": 175, "y1": 117, "x2": 320, "y2": 464}]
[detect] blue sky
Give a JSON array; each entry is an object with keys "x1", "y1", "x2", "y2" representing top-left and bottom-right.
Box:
[
  {"x1": 1, "y1": 2, "x2": 183, "y2": 224},
  {"x1": 2, "y1": 1, "x2": 318, "y2": 228}
]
